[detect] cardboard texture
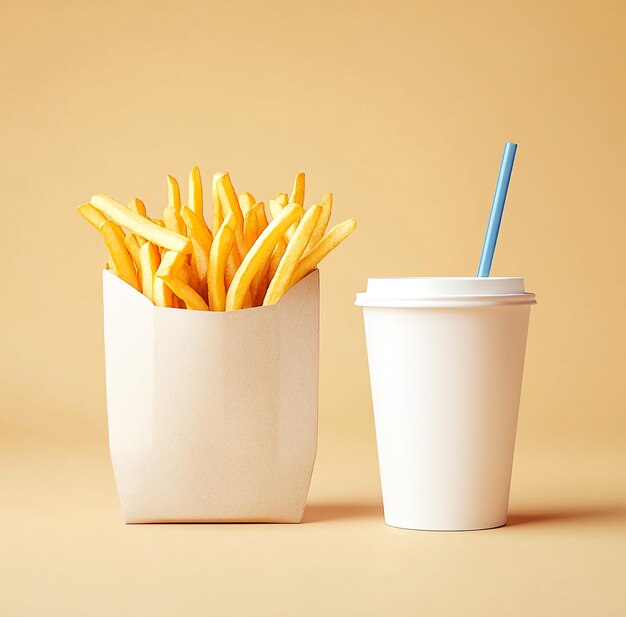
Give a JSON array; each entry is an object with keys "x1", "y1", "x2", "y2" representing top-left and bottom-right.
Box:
[{"x1": 102, "y1": 269, "x2": 319, "y2": 523}]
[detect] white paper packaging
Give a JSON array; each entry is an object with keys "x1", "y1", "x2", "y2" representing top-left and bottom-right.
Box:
[{"x1": 103, "y1": 269, "x2": 319, "y2": 523}]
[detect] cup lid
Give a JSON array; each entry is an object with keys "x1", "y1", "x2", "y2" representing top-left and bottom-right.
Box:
[{"x1": 355, "y1": 277, "x2": 536, "y2": 308}]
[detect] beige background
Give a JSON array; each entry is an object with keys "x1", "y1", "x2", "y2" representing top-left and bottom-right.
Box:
[{"x1": 1, "y1": 0, "x2": 625, "y2": 615}]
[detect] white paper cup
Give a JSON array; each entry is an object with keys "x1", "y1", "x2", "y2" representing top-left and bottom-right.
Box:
[{"x1": 355, "y1": 278, "x2": 536, "y2": 531}]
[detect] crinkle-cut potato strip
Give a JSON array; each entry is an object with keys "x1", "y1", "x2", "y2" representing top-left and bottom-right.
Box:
[
  {"x1": 90, "y1": 194, "x2": 191, "y2": 253},
  {"x1": 264, "y1": 205, "x2": 321, "y2": 306},
  {"x1": 160, "y1": 275, "x2": 209, "y2": 311},
  {"x1": 101, "y1": 221, "x2": 140, "y2": 291},
  {"x1": 208, "y1": 213, "x2": 236, "y2": 312},
  {"x1": 225, "y1": 204, "x2": 304, "y2": 311},
  {"x1": 290, "y1": 218, "x2": 357, "y2": 287}
]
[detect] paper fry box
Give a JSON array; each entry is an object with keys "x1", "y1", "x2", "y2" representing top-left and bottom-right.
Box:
[{"x1": 102, "y1": 269, "x2": 319, "y2": 523}]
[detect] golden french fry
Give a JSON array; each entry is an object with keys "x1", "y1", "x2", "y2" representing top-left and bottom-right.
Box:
[
  {"x1": 188, "y1": 166, "x2": 203, "y2": 218},
  {"x1": 268, "y1": 198, "x2": 298, "y2": 241},
  {"x1": 152, "y1": 219, "x2": 165, "y2": 227},
  {"x1": 211, "y1": 173, "x2": 223, "y2": 236},
  {"x1": 153, "y1": 250, "x2": 186, "y2": 307},
  {"x1": 167, "y1": 175, "x2": 182, "y2": 211},
  {"x1": 164, "y1": 206, "x2": 186, "y2": 235},
  {"x1": 164, "y1": 175, "x2": 185, "y2": 234},
  {"x1": 249, "y1": 204, "x2": 270, "y2": 304},
  {"x1": 289, "y1": 173, "x2": 305, "y2": 207},
  {"x1": 90, "y1": 194, "x2": 191, "y2": 253},
  {"x1": 178, "y1": 260, "x2": 200, "y2": 293},
  {"x1": 101, "y1": 221, "x2": 140, "y2": 291},
  {"x1": 180, "y1": 206, "x2": 213, "y2": 250},
  {"x1": 153, "y1": 276, "x2": 174, "y2": 307},
  {"x1": 129, "y1": 198, "x2": 147, "y2": 217},
  {"x1": 77, "y1": 203, "x2": 108, "y2": 230},
  {"x1": 190, "y1": 238, "x2": 209, "y2": 298},
  {"x1": 180, "y1": 206, "x2": 213, "y2": 296},
  {"x1": 291, "y1": 218, "x2": 357, "y2": 286},
  {"x1": 223, "y1": 213, "x2": 240, "y2": 288},
  {"x1": 161, "y1": 275, "x2": 209, "y2": 311},
  {"x1": 305, "y1": 193, "x2": 332, "y2": 252},
  {"x1": 225, "y1": 204, "x2": 304, "y2": 311},
  {"x1": 244, "y1": 209, "x2": 260, "y2": 299},
  {"x1": 276, "y1": 193, "x2": 288, "y2": 206},
  {"x1": 268, "y1": 237, "x2": 287, "y2": 281},
  {"x1": 216, "y1": 172, "x2": 245, "y2": 258},
  {"x1": 268, "y1": 199, "x2": 283, "y2": 220},
  {"x1": 106, "y1": 259, "x2": 117, "y2": 275},
  {"x1": 156, "y1": 250, "x2": 187, "y2": 277},
  {"x1": 208, "y1": 213, "x2": 236, "y2": 311},
  {"x1": 253, "y1": 202, "x2": 268, "y2": 232},
  {"x1": 239, "y1": 192, "x2": 255, "y2": 216},
  {"x1": 139, "y1": 241, "x2": 160, "y2": 302},
  {"x1": 243, "y1": 209, "x2": 258, "y2": 252},
  {"x1": 264, "y1": 205, "x2": 321, "y2": 305},
  {"x1": 124, "y1": 234, "x2": 143, "y2": 290},
  {"x1": 243, "y1": 289, "x2": 253, "y2": 309}
]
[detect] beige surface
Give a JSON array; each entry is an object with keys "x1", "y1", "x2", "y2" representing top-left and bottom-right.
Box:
[
  {"x1": 1, "y1": 0, "x2": 625, "y2": 614},
  {"x1": 2, "y1": 433, "x2": 625, "y2": 615}
]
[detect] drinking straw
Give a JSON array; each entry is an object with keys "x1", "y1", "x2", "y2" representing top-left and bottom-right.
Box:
[{"x1": 477, "y1": 142, "x2": 517, "y2": 277}]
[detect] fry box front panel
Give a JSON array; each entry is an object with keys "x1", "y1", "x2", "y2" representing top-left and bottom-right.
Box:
[{"x1": 102, "y1": 269, "x2": 319, "y2": 523}]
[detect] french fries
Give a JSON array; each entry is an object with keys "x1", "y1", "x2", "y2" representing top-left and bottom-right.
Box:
[
  {"x1": 161, "y1": 276, "x2": 209, "y2": 311},
  {"x1": 188, "y1": 166, "x2": 203, "y2": 218},
  {"x1": 291, "y1": 218, "x2": 357, "y2": 287},
  {"x1": 90, "y1": 194, "x2": 191, "y2": 253},
  {"x1": 305, "y1": 193, "x2": 332, "y2": 252},
  {"x1": 216, "y1": 172, "x2": 245, "y2": 258},
  {"x1": 208, "y1": 213, "x2": 236, "y2": 311},
  {"x1": 239, "y1": 192, "x2": 255, "y2": 216},
  {"x1": 78, "y1": 170, "x2": 356, "y2": 311},
  {"x1": 100, "y1": 221, "x2": 140, "y2": 291},
  {"x1": 78, "y1": 203, "x2": 108, "y2": 230},
  {"x1": 225, "y1": 204, "x2": 304, "y2": 311},
  {"x1": 264, "y1": 205, "x2": 321, "y2": 305},
  {"x1": 139, "y1": 242, "x2": 160, "y2": 302}
]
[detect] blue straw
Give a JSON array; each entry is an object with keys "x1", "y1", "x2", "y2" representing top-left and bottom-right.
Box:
[{"x1": 477, "y1": 142, "x2": 517, "y2": 277}]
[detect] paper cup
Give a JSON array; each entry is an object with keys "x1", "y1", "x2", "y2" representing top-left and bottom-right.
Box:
[
  {"x1": 355, "y1": 278, "x2": 536, "y2": 531},
  {"x1": 103, "y1": 269, "x2": 319, "y2": 523}
]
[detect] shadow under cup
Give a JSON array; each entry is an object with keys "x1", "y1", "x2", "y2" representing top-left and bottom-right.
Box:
[{"x1": 355, "y1": 277, "x2": 536, "y2": 531}]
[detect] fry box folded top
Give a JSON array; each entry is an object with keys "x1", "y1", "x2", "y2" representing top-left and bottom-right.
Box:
[{"x1": 102, "y1": 269, "x2": 320, "y2": 524}]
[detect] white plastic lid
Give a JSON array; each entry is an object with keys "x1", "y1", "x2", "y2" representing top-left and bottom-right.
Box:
[{"x1": 355, "y1": 277, "x2": 536, "y2": 308}]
